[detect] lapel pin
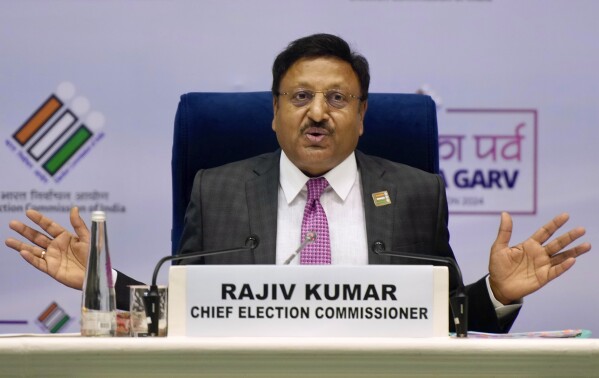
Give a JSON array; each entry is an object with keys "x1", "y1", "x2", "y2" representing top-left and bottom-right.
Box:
[{"x1": 372, "y1": 191, "x2": 391, "y2": 207}]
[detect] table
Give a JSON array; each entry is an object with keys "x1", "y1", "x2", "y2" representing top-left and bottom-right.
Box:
[{"x1": 1, "y1": 336, "x2": 598, "y2": 377}]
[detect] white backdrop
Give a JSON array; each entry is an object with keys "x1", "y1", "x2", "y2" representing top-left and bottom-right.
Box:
[{"x1": 1, "y1": 0, "x2": 597, "y2": 335}]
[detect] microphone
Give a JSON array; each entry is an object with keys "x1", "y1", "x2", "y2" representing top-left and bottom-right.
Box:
[
  {"x1": 371, "y1": 241, "x2": 468, "y2": 338},
  {"x1": 283, "y1": 231, "x2": 317, "y2": 265},
  {"x1": 143, "y1": 234, "x2": 260, "y2": 336}
]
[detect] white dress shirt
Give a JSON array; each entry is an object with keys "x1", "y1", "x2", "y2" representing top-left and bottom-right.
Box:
[{"x1": 275, "y1": 151, "x2": 368, "y2": 265}]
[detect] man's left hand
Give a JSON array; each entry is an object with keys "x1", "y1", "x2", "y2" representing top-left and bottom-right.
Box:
[{"x1": 488, "y1": 212, "x2": 591, "y2": 305}]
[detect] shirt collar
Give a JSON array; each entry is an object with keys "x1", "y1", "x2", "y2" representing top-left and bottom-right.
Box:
[{"x1": 279, "y1": 151, "x2": 358, "y2": 204}]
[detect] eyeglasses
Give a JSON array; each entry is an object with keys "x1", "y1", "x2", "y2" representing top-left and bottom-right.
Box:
[{"x1": 279, "y1": 89, "x2": 361, "y2": 109}]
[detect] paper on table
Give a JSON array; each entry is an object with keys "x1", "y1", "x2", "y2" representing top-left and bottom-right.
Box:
[{"x1": 451, "y1": 329, "x2": 592, "y2": 338}]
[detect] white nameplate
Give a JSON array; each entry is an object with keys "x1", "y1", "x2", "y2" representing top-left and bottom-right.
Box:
[{"x1": 168, "y1": 265, "x2": 448, "y2": 337}]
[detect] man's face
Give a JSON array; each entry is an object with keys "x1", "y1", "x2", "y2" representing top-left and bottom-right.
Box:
[{"x1": 272, "y1": 57, "x2": 367, "y2": 177}]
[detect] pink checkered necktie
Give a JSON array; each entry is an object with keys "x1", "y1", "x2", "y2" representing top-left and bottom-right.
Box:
[{"x1": 300, "y1": 177, "x2": 331, "y2": 264}]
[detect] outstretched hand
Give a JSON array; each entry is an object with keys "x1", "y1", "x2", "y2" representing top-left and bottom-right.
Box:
[
  {"x1": 488, "y1": 212, "x2": 591, "y2": 305},
  {"x1": 5, "y1": 207, "x2": 89, "y2": 290}
]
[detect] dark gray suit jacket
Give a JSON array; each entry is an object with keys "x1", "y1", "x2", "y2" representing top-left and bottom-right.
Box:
[{"x1": 117, "y1": 150, "x2": 518, "y2": 332}]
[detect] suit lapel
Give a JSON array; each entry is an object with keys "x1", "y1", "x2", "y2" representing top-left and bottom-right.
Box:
[
  {"x1": 246, "y1": 151, "x2": 280, "y2": 264},
  {"x1": 356, "y1": 151, "x2": 395, "y2": 264}
]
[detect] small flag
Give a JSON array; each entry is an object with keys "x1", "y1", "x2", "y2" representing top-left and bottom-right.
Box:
[
  {"x1": 37, "y1": 302, "x2": 71, "y2": 333},
  {"x1": 372, "y1": 191, "x2": 391, "y2": 207}
]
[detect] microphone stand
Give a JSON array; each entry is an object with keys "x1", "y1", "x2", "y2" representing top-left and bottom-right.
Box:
[
  {"x1": 143, "y1": 235, "x2": 259, "y2": 336},
  {"x1": 372, "y1": 241, "x2": 468, "y2": 338},
  {"x1": 283, "y1": 231, "x2": 317, "y2": 265}
]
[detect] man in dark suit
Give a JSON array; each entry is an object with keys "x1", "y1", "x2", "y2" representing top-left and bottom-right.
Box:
[{"x1": 5, "y1": 34, "x2": 591, "y2": 333}]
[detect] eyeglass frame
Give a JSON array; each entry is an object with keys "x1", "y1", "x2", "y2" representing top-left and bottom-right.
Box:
[{"x1": 277, "y1": 88, "x2": 363, "y2": 110}]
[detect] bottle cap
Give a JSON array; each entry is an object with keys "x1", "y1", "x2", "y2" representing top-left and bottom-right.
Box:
[{"x1": 91, "y1": 211, "x2": 106, "y2": 222}]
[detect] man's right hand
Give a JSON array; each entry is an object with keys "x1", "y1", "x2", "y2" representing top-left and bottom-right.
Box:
[{"x1": 5, "y1": 207, "x2": 89, "y2": 290}]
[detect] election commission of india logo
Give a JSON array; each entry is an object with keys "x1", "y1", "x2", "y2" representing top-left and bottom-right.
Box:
[
  {"x1": 440, "y1": 108, "x2": 538, "y2": 215},
  {"x1": 5, "y1": 82, "x2": 105, "y2": 183},
  {"x1": 36, "y1": 302, "x2": 72, "y2": 333},
  {"x1": 0, "y1": 301, "x2": 72, "y2": 333}
]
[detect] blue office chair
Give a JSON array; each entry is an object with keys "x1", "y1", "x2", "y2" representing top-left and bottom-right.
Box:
[{"x1": 171, "y1": 92, "x2": 438, "y2": 254}]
